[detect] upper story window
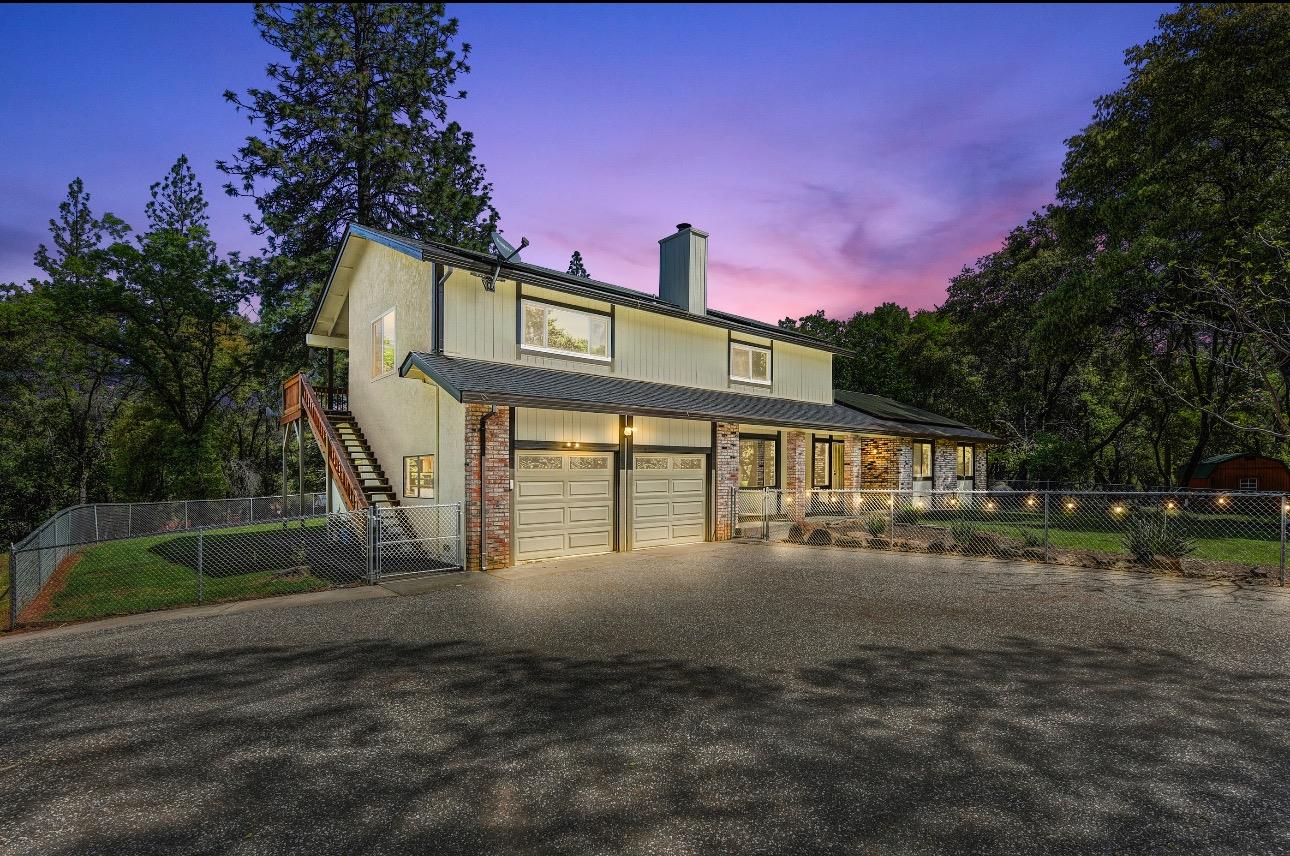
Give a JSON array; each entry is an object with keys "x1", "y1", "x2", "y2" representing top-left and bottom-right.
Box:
[
  {"x1": 521, "y1": 298, "x2": 610, "y2": 361},
  {"x1": 372, "y1": 308, "x2": 395, "y2": 379},
  {"x1": 730, "y1": 341, "x2": 771, "y2": 385},
  {"x1": 956, "y1": 445, "x2": 974, "y2": 479},
  {"x1": 913, "y1": 441, "x2": 933, "y2": 481}
]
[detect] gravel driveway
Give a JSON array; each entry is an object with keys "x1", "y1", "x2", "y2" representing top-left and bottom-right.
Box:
[{"x1": 2, "y1": 542, "x2": 1289, "y2": 855}]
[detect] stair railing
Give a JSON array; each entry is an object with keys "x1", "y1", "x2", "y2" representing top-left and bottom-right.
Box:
[{"x1": 284, "y1": 372, "x2": 368, "y2": 510}]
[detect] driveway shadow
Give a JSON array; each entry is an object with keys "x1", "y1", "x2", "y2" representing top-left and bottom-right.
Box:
[{"x1": 0, "y1": 636, "x2": 1287, "y2": 854}]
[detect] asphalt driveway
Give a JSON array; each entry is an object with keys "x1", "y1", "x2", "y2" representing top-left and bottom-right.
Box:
[{"x1": 2, "y1": 542, "x2": 1289, "y2": 855}]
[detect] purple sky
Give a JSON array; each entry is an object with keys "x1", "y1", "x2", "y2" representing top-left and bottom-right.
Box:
[{"x1": 1, "y1": 3, "x2": 1171, "y2": 323}]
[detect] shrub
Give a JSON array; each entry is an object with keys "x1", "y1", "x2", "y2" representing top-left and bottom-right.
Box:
[
  {"x1": 1018, "y1": 528, "x2": 1043, "y2": 548},
  {"x1": 866, "y1": 515, "x2": 887, "y2": 537},
  {"x1": 1123, "y1": 508, "x2": 1196, "y2": 564}
]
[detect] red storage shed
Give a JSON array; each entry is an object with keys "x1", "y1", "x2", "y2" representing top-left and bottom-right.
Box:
[{"x1": 1180, "y1": 453, "x2": 1290, "y2": 492}]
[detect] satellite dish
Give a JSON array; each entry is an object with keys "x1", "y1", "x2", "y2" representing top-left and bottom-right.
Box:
[
  {"x1": 482, "y1": 229, "x2": 530, "y2": 292},
  {"x1": 490, "y1": 231, "x2": 525, "y2": 262}
]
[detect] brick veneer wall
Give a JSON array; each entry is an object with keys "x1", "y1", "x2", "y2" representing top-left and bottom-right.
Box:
[
  {"x1": 785, "y1": 431, "x2": 807, "y2": 521},
  {"x1": 862, "y1": 437, "x2": 900, "y2": 489},
  {"x1": 974, "y1": 445, "x2": 988, "y2": 488},
  {"x1": 843, "y1": 435, "x2": 863, "y2": 489},
  {"x1": 713, "y1": 422, "x2": 740, "y2": 540},
  {"x1": 934, "y1": 440, "x2": 958, "y2": 491},
  {"x1": 464, "y1": 404, "x2": 511, "y2": 571}
]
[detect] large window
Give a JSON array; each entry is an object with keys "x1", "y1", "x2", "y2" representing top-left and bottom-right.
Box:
[
  {"x1": 912, "y1": 441, "x2": 933, "y2": 481},
  {"x1": 521, "y1": 298, "x2": 610, "y2": 360},
  {"x1": 730, "y1": 341, "x2": 771, "y2": 385},
  {"x1": 403, "y1": 454, "x2": 435, "y2": 499},
  {"x1": 372, "y1": 309, "x2": 396, "y2": 378},
  {"x1": 739, "y1": 438, "x2": 777, "y2": 488},
  {"x1": 956, "y1": 445, "x2": 974, "y2": 480}
]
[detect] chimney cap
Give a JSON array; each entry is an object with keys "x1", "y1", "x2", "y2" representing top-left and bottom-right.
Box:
[{"x1": 676, "y1": 222, "x2": 692, "y2": 231}]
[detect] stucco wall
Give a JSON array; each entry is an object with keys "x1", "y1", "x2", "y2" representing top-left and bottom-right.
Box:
[{"x1": 345, "y1": 243, "x2": 461, "y2": 506}]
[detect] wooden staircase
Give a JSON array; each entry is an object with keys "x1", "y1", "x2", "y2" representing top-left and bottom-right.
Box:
[{"x1": 325, "y1": 410, "x2": 398, "y2": 508}]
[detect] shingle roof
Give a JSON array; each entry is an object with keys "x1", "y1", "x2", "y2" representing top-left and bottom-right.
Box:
[
  {"x1": 834, "y1": 390, "x2": 979, "y2": 430},
  {"x1": 401, "y1": 352, "x2": 997, "y2": 441}
]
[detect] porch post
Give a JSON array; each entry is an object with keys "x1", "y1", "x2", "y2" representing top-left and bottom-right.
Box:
[{"x1": 785, "y1": 431, "x2": 807, "y2": 522}]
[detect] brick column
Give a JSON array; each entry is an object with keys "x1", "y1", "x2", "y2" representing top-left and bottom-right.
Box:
[
  {"x1": 974, "y1": 445, "x2": 988, "y2": 489},
  {"x1": 785, "y1": 430, "x2": 807, "y2": 521},
  {"x1": 934, "y1": 440, "x2": 958, "y2": 492},
  {"x1": 465, "y1": 404, "x2": 511, "y2": 571},
  {"x1": 843, "y1": 435, "x2": 863, "y2": 488},
  {"x1": 713, "y1": 422, "x2": 740, "y2": 540},
  {"x1": 897, "y1": 439, "x2": 914, "y2": 492}
]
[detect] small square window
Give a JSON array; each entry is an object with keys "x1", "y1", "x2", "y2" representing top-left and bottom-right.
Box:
[
  {"x1": 730, "y1": 342, "x2": 771, "y2": 385},
  {"x1": 1239, "y1": 477, "x2": 1258, "y2": 492},
  {"x1": 403, "y1": 454, "x2": 435, "y2": 499}
]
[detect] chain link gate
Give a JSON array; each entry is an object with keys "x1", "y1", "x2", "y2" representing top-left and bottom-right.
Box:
[{"x1": 371, "y1": 504, "x2": 465, "y2": 581}]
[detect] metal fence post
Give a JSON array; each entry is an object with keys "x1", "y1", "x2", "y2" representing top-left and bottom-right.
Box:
[
  {"x1": 367, "y1": 507, "x2": 379, "y2": 584},
  {"x1": 1043, "y1": 492, "x2": 1051, "y2": 563},
  {"x1": 6, "y1": 545, "x2": 16, "y2": 632},
  {"x1": 889, "y1": 489, "x2": 896, "y2": 551},
  {"x1": 184, "y1": 501, "x2": 190, "y2": 530},
  {"x1": 1280, "y1": 495, "x2": 1286, "y2": 587},
  {"x1": 127, "y1": 503, "x2": 133, "y2": 538},
  {"x1": 763, "y1": 487, "x2": 770, "y2": 540},
  {"x1": 93, "y1": 505, "x2": 100, "y2": 542},
  {"x1": 456, "y1": 502, "x2": 466, "y2": 570},
  {"x1": 196, "y1": 530, "x2": 204, "y2": 605}
]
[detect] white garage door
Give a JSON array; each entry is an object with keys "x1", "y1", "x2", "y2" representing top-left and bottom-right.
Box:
[
  {"x1": 632, "y1": 454, "x2": 707, "y2": 549},
  {"x1": 514, "y1": 451, "x2": 614, "y2": 561}
]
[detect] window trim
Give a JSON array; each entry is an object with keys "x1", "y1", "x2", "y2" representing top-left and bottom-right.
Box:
[
  {"x1": 739, "y1": 434, "x2": 779, "y2": 489},
  {"x1": 956, "y1": 444, "x2": 975, "y2": 481},
  {"x1": 518, "y1": 295, "x2": 613, "y2": 363},
  {"x1": 912, "y1": 439, "x2": 934, "y2": 482},
  {"x1": 729, "y1": 339, "x2": 772, "y2": 386},
  {"x1": 812, "y1": 436, "x2": 834, "y2": 488},
  {"x1": 403, "y1": 453, "x2": 435, "y2": 499},
  {"x1": 371, "y1": 308, "x2": 396, "y2": 380},
  {"x1": 1238, "y1": 477, "x2": 1258, "y2": 492}
]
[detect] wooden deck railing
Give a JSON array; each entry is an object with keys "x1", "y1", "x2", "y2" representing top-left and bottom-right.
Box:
[{"x1": 283, "y1": 372, "x2": 368, "y2": 510}]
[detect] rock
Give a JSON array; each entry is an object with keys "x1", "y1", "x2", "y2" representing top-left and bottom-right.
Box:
[
  {"x1": 805, "y1": 527, "x2": 833, "y2": 546},
  {"x1": 788, "y1": 524, "x2": 808, "y2": 543},
  {"x1": 834, "y1": 535, "x2": 861, "y2": 548},
  {"x1": 867, "y1": 537, "x2": 890, "y2": 549},
  {"x1": 928, "y1": 539, "x2": 949, "y2": 553}
]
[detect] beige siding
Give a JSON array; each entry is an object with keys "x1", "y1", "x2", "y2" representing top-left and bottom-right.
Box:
[
  {"x1": 441, "y1": 265, "x2": 833, "y2": 402},
  {"x1": 345, "y1": 244, "x2": 463, "y2": 506},
  {"x1": 515, "y1": 407, "x2": 618, "y2": 445},
  {"x1": 633, "y1": 417, "x2": 711, "y2": 448}
]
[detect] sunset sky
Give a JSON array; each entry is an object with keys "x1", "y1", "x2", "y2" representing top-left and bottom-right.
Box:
[{"x1": 1, "y1": 3, "x2": 1171, "y2": 323}]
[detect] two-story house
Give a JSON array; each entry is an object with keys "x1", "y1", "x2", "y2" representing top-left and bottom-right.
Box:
[{"x1": 288, "y1": 222, "x2": 995, "y2": 571}]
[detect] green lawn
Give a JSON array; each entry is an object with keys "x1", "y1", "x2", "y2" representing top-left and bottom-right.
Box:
[
  {"x1": 922, "y1": 518, "x2": 1283, "y2": 567},
  {"x1": 37, "y1": 519, "x2": 339, "y2": 625}
]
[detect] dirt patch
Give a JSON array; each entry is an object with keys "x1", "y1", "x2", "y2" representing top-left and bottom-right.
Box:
[{"x1": 16, "y1": 551, "x2": 81, "y2": 625}]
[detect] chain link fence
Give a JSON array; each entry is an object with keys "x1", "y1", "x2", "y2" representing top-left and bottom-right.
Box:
[
  {"x1": 735, "y1": 488, "x2": 1289, "y2": 585},
  {"x1": 7, "y1": 499, "x2": 462, "y2": 630}
]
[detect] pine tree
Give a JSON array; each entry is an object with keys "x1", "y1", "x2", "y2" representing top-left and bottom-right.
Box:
[
  {"x1": 567, "y1": 250, "x2": 590, "y2": 278},
  {"x1": 219, "y1": 3, "x2": 499, "y2": 368}
]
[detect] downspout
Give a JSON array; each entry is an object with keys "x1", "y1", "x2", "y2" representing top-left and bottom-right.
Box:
[{"x1": 479, "y1": 405, "x2": 499, "y2": 571}]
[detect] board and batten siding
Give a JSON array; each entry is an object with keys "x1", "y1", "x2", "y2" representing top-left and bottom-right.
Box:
[
  {"x1": 632, "y1": 417, "x2": 711, "y2": 448},
  {"x1": 515, "y1": 407, "x2": 618, "y2": 445},
  {"x1": 442, "y1": 266, "x2": 833, "y2": 403}
]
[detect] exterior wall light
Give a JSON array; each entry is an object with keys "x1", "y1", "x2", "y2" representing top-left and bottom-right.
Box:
[{"x1": 623, "y1": 426, "x2": 634, "y2": 437}]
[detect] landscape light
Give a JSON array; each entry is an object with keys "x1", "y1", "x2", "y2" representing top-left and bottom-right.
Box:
[
  {"x1": 1111, "y1": 505, "x2": 1124, "y2": 515},
  {"x1": 985, "y1": 501, "x2": 997, "y2": 511},
  {"x1": 1026, "y1": 496, "x2": 1037, "y2": 507},
  {"x1": 1165, "y1": 501, "x2": 1176, "y2": 510},
  {"x1": 1217, "y1": 496, "x2": 1228, "y2": 506},
  {"x1": 1065, "y1": 500, "x2": 1076, "y2": 511}
]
